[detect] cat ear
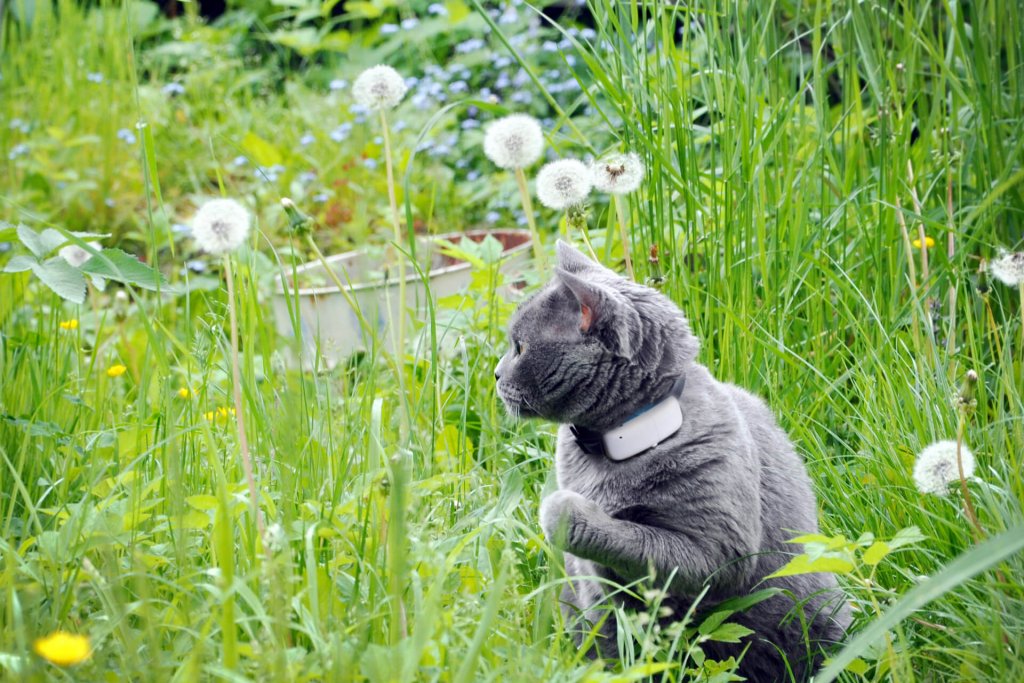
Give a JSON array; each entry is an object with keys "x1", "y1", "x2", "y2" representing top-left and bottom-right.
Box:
[
  {"x1": 555, "y1": 240, "x2": 597, "y2": 273},
  {"x1": 557, "y1": 268, "x2": 642, "y2": 359}
]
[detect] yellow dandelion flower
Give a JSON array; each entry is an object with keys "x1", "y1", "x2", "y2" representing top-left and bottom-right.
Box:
[
  {"x1": 912, "y1": 236, "x2": 935, "y2": 249},
  {"x1": 34, "y1": 631, "x2": 91, "y2": 666},
  {"x1": 106, "y1": 364, "x2": 127, "y2": 378},
  {"x1": 177, "y1": 387, "x2": 191, "y2": 399},
  {"x1": 204, "y1": 407, "x2": 236, "y2": 423},
  {"x1": 59, "y1": 319, "x2": 79, "y2": 330}
]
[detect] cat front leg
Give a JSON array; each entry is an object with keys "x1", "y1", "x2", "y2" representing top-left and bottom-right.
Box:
[{"x1": 541, "y1": 489, "x2": 757, "y2": 594}]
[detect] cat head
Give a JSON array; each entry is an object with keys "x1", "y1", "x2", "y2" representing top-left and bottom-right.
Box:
[{"x1": 495, "y1": 241, "x2": 699, "y2": 428}]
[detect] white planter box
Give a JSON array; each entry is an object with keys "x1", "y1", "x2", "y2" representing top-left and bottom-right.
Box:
[{"x1": 272, "y1": 229, "x2": 532, "y2": 367}]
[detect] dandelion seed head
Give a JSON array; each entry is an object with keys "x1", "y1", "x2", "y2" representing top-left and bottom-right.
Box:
[
  {"x1": 989, "y1": 251, "x2": 1024, "y2": 287},
  {"x1": 591, "y1": 152, "x2": 645, "y2": 195},
  {"x1": 536, "y1": 159, "x2": 592, "y2": 210},
  {"x1": 483, "y1": 114, "x2": 544, "y2": 170},
  {"x1": 59, "y1": 242, "x2": 100, "y2": 268},
  {"x1": 352, "y1": 65, "x2": 408, "y2": 111},
  {"x1": 191, "y1": 198, "x2": 251, "y2": 256},
  {"x1": 913, "y1": 439, "x2": 975, "y2": 497}
]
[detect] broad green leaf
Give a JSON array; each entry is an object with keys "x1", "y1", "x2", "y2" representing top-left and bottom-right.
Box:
[
  {"x1": 889, "y1": 526, "x2": 925, "y2": 550},
  {"x1": 707, "y1": 622, "x2": 755, "y2": 643},
  {"x1": 31, "y1": 259, "x2": 86, "y2": 303},
  {"x1": 862, "y1": 541, "x2": 891, "y2": 566},
  {"x1": 241, "y1": 131, "x2": 283, "y2": 167},
  {"x1": 3, "y1": 255, "x2": 36, "y2": 273},
  {"x1": 699, "y1": 609, "x2": 734, "y2": 636},
  {"x1": 611, "y1": 662, "x2": 678, "y2": 681},
  {"x1": 186, "y1": 494, "x2": 219, "y2": 511},
  {"x1": 767, "y1": 553, "x2": 855, "y2": 579},
  {"x1": 80, "y1": 248, "x2": 167, "y2": 291}
]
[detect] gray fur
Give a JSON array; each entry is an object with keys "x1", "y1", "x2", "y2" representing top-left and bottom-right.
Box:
[{"x1": 495, "y1": 241, "x2": 850, "y2": 681}]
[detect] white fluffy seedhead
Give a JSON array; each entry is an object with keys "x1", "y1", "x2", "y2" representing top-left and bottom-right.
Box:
[
  {"x1": 60, "y1": 242, "x2": 100, "y2": 268},
  {"x1": 191, "y1": 198, "x2": 252, "y2": 256},
  {"x1": 913, "y1": 439, "x2": 975, "y2": 497},
  {"x1": 590, "y1": 152, "x2": 645, "y2": 194},
  {"x1": 536, "y1": 159, "x2": 592, "y2": 210},
  {"x1": 483, "y1": 114, "x2": 544, "y2": 169},
  {"x1": 352, "y1": 65, "x2": 408, "y2": 111},
  {"x1": 989, "y1": 251, "x2": 1024, "y2": 287}
]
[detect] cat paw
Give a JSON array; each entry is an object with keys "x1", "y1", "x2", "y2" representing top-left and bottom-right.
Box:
[{"x1": 540, "y1": 490, "x2": 598, "y2": 550}]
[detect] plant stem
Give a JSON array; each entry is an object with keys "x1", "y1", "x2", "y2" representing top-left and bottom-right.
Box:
[
  {"x1": 895, "y1": 197, "x2": 924, "y2": 354},
  {"x1": 613, "y1": 194, "x2": 635, "y2": 280},
  {"x1": 946, "y1": 171, "x2": 957, "y2": 355},
  {"x1": 380, "y1": 108, "x2": 407, "y2": 367},
  {"x1": 222, "y1": 255, "x2": 265, "y2": 545},
  {"x1": 514, "y1": 166, "x2": 546, "y2": 272}
]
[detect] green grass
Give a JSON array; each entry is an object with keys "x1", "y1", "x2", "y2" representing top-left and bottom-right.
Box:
[{"x1": 2, "y1": 0, "x2": 1023, "y2": 680}]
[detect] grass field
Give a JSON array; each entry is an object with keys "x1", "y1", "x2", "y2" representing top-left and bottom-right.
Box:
[{"x1": 2, "y1": 0, "x2": 1023, "y2": 680}]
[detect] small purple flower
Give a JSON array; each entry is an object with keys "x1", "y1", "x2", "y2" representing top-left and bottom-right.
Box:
[
  {"x1": 393, "y1": 120, "x2": 408, "y2": 133},
  {"x1": 299, "y1": 171, "x2": 317, "y2": 184},
  {"x1": 401, "y1": 18, "x2": 419, "y2": 30},
  {"x1": 449, "y1": 80, "x2": 468, "y2": 94},
  {"x1": 380, "y1": 23, "x2": 399, "y2": 35},
  {"x1": 86, "y1": 72, "x2": 104, "y2": 84},
  {"x1": 233, "y1": 155, "x2": 248, "y2": 167},
  {"x1": 427, "y1": 3, "x2": 447, "y2": 15},
  {"x1": 364, "y1": 158, "x2": 378, "y2": 170},
  {"x1": 163, "y1": 82, "x2": 186, "y2": 96},
  {"x1": 104, "y1": 198, "x2": 115, "y2": 208},
  {"x1": 466, "y1": 170, "x2": 481, "y2": 181},
  {"x1": 404, "y1": 76, "x2": 420, "y2": 89},
  {"x1": 542, "y1": 40, "x2": 559, "y2": 52},
  {"x1": 499, "y1": 8, "x2": 518, "y2": 24},
  {"x1": 300, "y1": 132, "x2": 316, "y2": 146},
  {"x1": 172, "y1": 223, "x2": 192, "y2": 235},
  {"x1": 329, "y1": 78, "x2": 348, "y2": 91},
  {"x1": 493, "y1": 55, "x2": 512, "y2": 69},
  {"x1": 485, "y1": 211, "x2": 501, "y2": 223},
  {"x1": 8, "y1": 143, "x2": 28, "y2": 160},
  {"x1": 461, "y1": 119, "x2": 480, "y2": 130},
  {"x1": 313, "y1": 192, "x2": 330, "y2": 203},
  {"x1": 116, "y1": 128, "x2": 136, "y2": 144},
  {"x1": 185, "y1": 259, "x2": 207, "y2": 273},
  {"x1": 349, "y1": 103, "x2": 370, "y2": 116},
  {"x1": 510, "y1": 91, "x2": 532, "y2": 104}
]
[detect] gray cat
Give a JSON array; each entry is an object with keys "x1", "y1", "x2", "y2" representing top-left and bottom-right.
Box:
[{"x1": 495, "y1": 241, "x2": 849, "y2": 681}]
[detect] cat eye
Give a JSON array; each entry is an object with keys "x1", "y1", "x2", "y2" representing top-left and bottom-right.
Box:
[{"x1": 513, "y1": 340, "x2": 524, "y2": 355}]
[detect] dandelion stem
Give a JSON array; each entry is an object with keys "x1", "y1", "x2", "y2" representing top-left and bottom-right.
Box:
[
  {"x1": 222, "y1": 255, "x2": 265, "y2": 545},
  {"x1": 380, "y1": 109, "x2": 408, "y2": 366},
  {"x1": 955, "y1": 371, "x2": 984, "y2": 541},
  {"x1": 613, "y1": 194, "x2": 635, "y2": 280},
  {"x1": 514, "y1": 166, "x2": 546, "y2": 271},
  {"x1": 379, "y1": 108, "x2": 410, "y2": 438}
]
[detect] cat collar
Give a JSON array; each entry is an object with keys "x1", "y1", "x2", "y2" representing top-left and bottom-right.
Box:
[{"x1": 570, "y1": 376, "x2": 686, "y2": 461}]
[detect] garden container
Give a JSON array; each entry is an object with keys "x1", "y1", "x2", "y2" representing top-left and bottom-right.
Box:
[{"x1": 271, "y1": 229, "x2": 532, "y2": 367}]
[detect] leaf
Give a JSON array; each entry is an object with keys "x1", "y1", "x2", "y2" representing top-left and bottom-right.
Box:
[
  {"x1": 611, "y1": 662, "x2": 678, "y2": 681},
  {"x1": 3, "y1": 255, "x2": 36, "y2": 273},
  {"x1": 889, "y1": 526, "x2": 925, "y2": 550},
  {"x1": 816, "y1": 525, "x2": 1024, "y2": 683},
  {"x1": 710, "y1": 588, "x2": 783, "y2": 614},
  {"x1": 80, "y1": 249, "x2": 167, "y2": 291},
  {"x1": 698, "y1": 609, "x2": 734, "y2": 636},
  {"x1": 31, "y1": 259, "x2": 86, "y2": 303},
  {"x1": 767, "y1": 553, "x2": 855, "y2": 579},
  {"x1": 706, "y1": 622, "x2": 754, "y2": 644},
  {"x1": 241, "y1": 131, "x2": 283, "y2": 167},
  {"x1": 186, "y1": 495, "x2": 219, "y2": 511},
  {"x1": 862, "y1": 541, "x2": 891, "y2": 566}
]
